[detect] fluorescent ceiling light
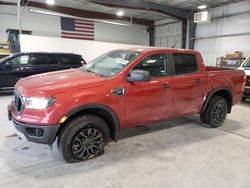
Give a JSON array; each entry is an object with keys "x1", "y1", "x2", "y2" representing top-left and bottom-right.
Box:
[
  {"x1": 29, "y1": 8, "x2": 59, "y2": 16},
  {"x1": 28, "y1": 8, "x2": 131, "y2": 27},
  {"x1": 198, "y1": 5, "x2": 207, "y2": 10},
  {"x1": 46, "y1": 0, "x2": 55, "y2": 5},
  {"x1": 116, "y1": 10, "x2": 124, "y2": 16}
]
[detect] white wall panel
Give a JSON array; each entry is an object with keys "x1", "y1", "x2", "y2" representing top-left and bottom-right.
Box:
[
  {"x1": 155, "y1": 21, "x2": 182, "y2": 48},
  {"x1": 20, "y1": 35, "x2": 147, "y2": 62},
  {"x1": 95, "y1": 22, "x2": 147, "y2": 45},
  {"x1": 0, "y1": 5, "x2": 147, "y2": 45},
  {"x1": 194, "y1": 0, "x2": 250, "y2": 66},
  {"x1": 212, "y1": 0, "x2": 250, "y2": 17}
]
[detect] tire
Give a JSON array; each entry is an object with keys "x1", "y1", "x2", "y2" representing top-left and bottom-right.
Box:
[
  {"x1": 200, "y1": 95, "x2": 228, "y2": 128},
  {"x1": 242, "y1": 97, "x2": 246, "y2": 101},
  {"x1": 57, "y1": 114, "x2": 110, "y2": 163}
]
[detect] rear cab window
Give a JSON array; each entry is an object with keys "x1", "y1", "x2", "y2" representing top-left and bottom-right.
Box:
[{"x1": 173, "y1": 53, "x2": 199, "y2": 75}]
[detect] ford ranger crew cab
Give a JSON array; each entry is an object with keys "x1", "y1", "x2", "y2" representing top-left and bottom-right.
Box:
[{"x1": 8, "y1": 48, "x2": 246, "y2": 163}]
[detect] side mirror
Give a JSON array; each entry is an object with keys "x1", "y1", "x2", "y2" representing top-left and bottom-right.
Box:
[
  {"x1": 3, "y1": 62, "x2": 12, "y2": 69},
  {"x1": 127, "y1": 69, "x2": 151, "y2": 82}
]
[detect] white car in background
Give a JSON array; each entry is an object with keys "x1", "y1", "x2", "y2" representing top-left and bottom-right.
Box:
[{"x1": 238, "y1": 56, "x2": 250, "y2": 100}]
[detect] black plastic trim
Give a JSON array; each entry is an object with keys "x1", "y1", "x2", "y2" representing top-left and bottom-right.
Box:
[
  {"x1": 11, "y1": 118, "x2": 60, "y2": 144},
  {"x1": 201, "y1": 87, "x2": 233, "y2": 113},
  {"x1": 66, "y1": 104, "x2": 120, "y2": 139}
]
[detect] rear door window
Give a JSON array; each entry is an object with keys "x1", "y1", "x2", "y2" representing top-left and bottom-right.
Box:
[
  {"x1": 59, "y1": 55, "x2": 82, "y2": 65},
  {"x1": 173, "y1": 53, "x2": 198, "y2": 75},
  {"x1": 30, "y1": 54, "x2": 58, "y2": 66}
]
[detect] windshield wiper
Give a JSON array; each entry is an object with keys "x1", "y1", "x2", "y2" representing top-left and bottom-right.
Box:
[
  {"x1": 93, "y1": 72, "x2": 108, "y2": 78},
  {"x1": 82, "y1": 67, "x2": 93, "y2": 72}
]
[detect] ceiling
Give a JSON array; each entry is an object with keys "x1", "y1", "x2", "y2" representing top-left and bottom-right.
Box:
[
  {"x1": 0, "y1": 0, "x2": 245, "y2": 22},
  {"x1": 24, "y1": 0, "x2": 174, "y2": 21},
  {"x1": 144, "y1": 0, "x2": 245, "y2": 9}
]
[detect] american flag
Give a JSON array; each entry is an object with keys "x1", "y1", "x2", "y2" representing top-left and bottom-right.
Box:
[{"x1": 60, "y1": 17, "x2": 94, "y2": 40}]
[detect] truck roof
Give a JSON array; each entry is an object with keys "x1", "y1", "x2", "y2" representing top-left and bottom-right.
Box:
[{"x1": 123, "y1": 48, "x2": 200, "y2": 54}]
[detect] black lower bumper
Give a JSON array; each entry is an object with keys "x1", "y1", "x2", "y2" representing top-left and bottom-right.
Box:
[
  {"x1": 243, "y1": 86, "x2": 250, "y2": 97},
  {"x1": 8, "y1": 106, "x2": 60, "y2": 144},
  {"x1": 12, "y1": 118, "x2": 60, "y2": 144}
]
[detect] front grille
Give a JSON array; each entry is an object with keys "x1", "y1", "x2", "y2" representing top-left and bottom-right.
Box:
[
  {"x1": 246, "y1": 76, "x2": 250, "y2": 87},
  {"x1": 13, "y1": 90, "x2": 24, "y2": 114}
]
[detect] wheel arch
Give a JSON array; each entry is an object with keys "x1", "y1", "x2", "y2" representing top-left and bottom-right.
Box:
[
  {"x1": 59, "y1": 104, "x2": 120, "y2": 141},
  {"x1": 202, "y1": 88, "x2": 233, "y2": 113}
]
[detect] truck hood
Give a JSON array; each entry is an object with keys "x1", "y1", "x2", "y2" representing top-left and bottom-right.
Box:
[{"x1": 16, "y1": 68, "x2": 106, "y2": 96}]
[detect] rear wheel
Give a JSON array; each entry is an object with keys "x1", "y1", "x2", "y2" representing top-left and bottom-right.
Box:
[
  {"x1": 200, "y1": 95, "x2": 228, "y2": 128},
  {"x1": 57, "y1": 114, "x2": 110, "y2": 163},
  {"x1": 242, "y1": 96, "x2": 247, "y2": 101}
]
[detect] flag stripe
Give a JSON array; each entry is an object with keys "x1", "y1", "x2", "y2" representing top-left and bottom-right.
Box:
[
  {"x1": 75, "y1": 19, "x2": 93, "y2": 23},
  {"x1": 75, "y1": 28, "x2": 94, "y2": 33},
  {"x1": 75, "y1": 25, "x2": 94, "y2": 29},
  {"x1": 62, "y1": 30, "x2": 94, "y2": 34},
  {"x1": 75, "y1": 20, "x2": 94, "y2": 26},
  {"x1": 62, "y1": 36, "x2": 94, "y2": 40},
  {"x1": 62, "y1": 32, "x2": 94, "y2": 37}
]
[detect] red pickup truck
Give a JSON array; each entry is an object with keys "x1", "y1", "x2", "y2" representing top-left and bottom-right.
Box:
[{"x1": 8, "y1": 48, "x2": 246, "y2": 163}]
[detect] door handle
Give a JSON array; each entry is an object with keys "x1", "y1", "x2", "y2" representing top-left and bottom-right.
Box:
[
  {"x1": 195, "y1": 79, "x2": 203, "y2": 84},
  {"x1": 161, "y1": 83, "x2": 170, "y2": 89}
]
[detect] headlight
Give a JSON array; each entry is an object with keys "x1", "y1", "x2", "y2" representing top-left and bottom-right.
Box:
[{"x1": 22, "y1": 97, "x2": 56, "y2": 110}]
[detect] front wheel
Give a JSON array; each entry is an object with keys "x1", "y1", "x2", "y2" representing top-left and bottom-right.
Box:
[
  {"x1": 200, "y1": 95, "x2": 228, "y2": 128},
  {"x1": 57, "y1": 114, "x2": 110, "y2": 163}
]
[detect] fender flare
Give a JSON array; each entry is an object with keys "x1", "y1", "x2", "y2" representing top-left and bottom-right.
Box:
[
  {"x1": 66, "y1": 103, "x2": 120, "y2": 140},
  {"x1": 201, "y1": 87, "x2": 233, "y2": 113}
]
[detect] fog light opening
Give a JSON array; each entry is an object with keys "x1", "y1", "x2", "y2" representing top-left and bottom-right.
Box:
[{"x1": 26, "y1": 128, "x2": 44, "y2": 137}]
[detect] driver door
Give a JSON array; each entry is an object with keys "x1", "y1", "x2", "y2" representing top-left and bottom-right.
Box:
[{"x1": 124, "y1": 53, "x2": 174, "y2": 127}]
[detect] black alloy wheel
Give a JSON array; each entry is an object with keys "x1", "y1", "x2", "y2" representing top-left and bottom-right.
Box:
[
  {"x1": 58, "y1": 114, "x2": 110, "y2": 163},
  {"x1": 71, "y1": 127, "x2": 104, "y2": 160},
  {"x1": 200, "y1": 95, "x2": 228, "y2": 128},
  {"x1": 211, "y1": 100, "x2": 227, "y2": 126}
]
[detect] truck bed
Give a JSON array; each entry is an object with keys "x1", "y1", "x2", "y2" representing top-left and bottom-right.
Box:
[
  {"x1": 206, "y1": 66, "x2": 239, "y2": 72},
  {"x1": 205, "y1": 66, "x2": 245, "y2": 105}
]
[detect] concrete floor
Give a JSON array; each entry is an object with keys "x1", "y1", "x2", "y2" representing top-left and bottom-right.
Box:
[{"x1": 0, "y1": 93, "x2": 250, "y2": 188}]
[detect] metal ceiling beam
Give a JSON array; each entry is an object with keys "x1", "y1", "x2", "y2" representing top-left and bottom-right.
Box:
[
  {"x1": 23, "y1": 1, "x2": 154, "y2": 26},
  {"x1": 90, "y1": 0, "x2": 192, "y2": 20},
  {"x1": 0, "y1": 0, "x2": 17, "y2": 6}
]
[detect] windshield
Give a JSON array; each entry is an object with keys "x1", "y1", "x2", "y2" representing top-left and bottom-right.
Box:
[
  {"x1": 83, "y1": 50, "x2": 141, "y2": 78},
  {"x1": 0, "y1": 54, "x2": 14, "y2": 63},
  {"x1": 242, "y1": 56, "x2": 250, "y2": 67}
]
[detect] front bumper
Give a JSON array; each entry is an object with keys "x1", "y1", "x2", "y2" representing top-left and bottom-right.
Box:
[{"x1": 8, "y1": 105, "x2": 60, "y2": 144}]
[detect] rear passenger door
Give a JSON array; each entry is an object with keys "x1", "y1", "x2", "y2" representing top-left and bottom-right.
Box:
[
  {"x1": 57, "y1": 54, "x2": 84, "y2": 70},
  {"x1": 31, "y1": 54, "x2": 59, "y2": 74},
  {"x1": 169, "y1": 53, "x2": 208, "y2": 115}
]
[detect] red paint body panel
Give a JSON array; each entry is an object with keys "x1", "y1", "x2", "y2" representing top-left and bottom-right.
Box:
[{"x1": 9, "y1": 48, "x2": 245, "y2": 131}]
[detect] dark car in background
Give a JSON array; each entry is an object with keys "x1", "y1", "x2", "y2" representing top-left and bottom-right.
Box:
[{"x1": 0, "y1": 52, "x2": 85, "y2": 90}]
